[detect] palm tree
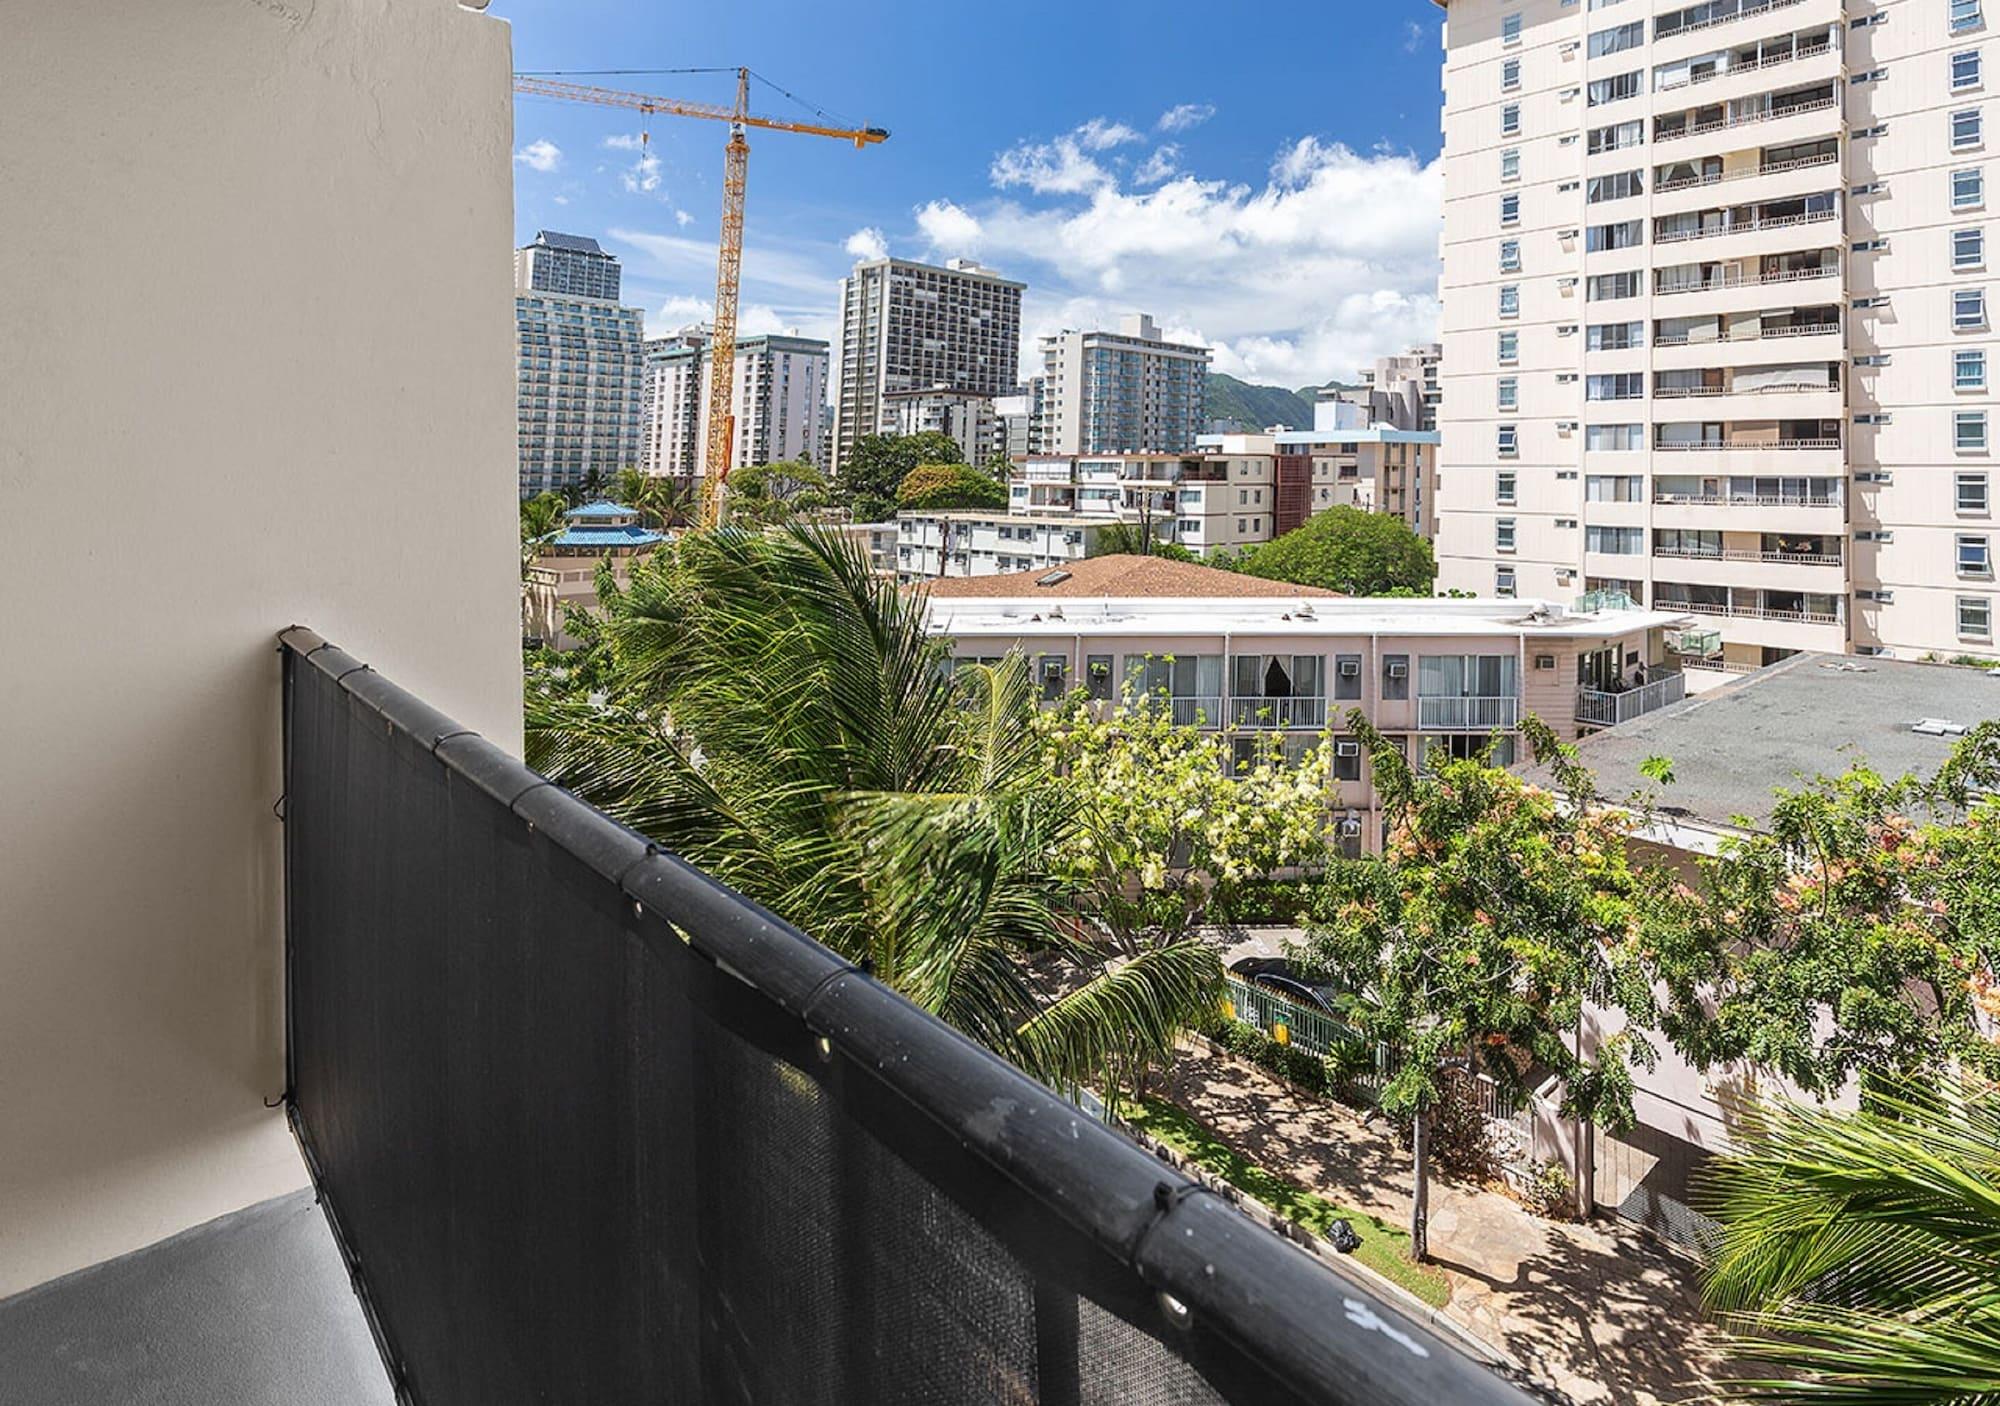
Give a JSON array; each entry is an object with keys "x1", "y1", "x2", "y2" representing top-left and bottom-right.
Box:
[
  {"x1": 1699, "y1": 1080, "x2": 2000, "y2": 1403},
  {"x1": 613, "y1": 468, "x2": 698, "y2": 533},
  {"x1": 524, "y1": 525, "x2": 1220, "y2": 1091},
  {"x1": 519, "y1": 491, "x2": 568, "y2": 573}
]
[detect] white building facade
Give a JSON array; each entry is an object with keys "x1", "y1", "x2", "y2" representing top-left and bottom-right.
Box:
[
  {"x1": 884, "y1": 385, "x2": 997, "y2": 465},
  {"x1": 1434, "y1": 0, "x2": 2000, "y2": 668},
  {"x1": 639, "y1": 329, "x2": 829, "y2": 480},
  {"x1": 1037, "y1": 314, "x2": 1213, "y2": 455}
]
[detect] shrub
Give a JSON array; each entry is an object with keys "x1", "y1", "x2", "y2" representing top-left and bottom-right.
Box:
[
  {"x1": 1515, "y1": 1159, "x2": 1575, "y2": 1219},
  {"x1": 895, "y1": 462, "x2": 1007, "y2": 512},
  {"x1": 1384, "y1": 1067, "x2": 1496, "y2": 1177}
]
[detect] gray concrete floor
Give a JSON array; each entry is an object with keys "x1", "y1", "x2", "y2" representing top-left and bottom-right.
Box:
[{"x1": 0, "y1": 1189, "x2": 393, "y2": 1406}]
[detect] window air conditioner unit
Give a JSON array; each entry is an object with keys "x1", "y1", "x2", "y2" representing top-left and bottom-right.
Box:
[
  {"x1": 1386, "y1": 660, "x2": 1410, "y2": 679},
  {"x1": 1338, "y1": 658, "x2": 1362, "y2": 676},
  {"x1": 1559, "y1": 228, "x2": 1579, "y2": 240},
  {"x1": 1557, "y1": 420, "x2": 1579, "y2": 432},
  {"x1": 1336, "y1": 740, "x2": 1361, "y2": 757},
  {"x1": 1536, "y1": 654, "x2": 1557, "y2": 670}
]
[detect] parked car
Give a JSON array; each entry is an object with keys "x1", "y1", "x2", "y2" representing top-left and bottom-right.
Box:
[{"x1": 1227, "y1": 956, "x2": 1340, "y2": 1016}]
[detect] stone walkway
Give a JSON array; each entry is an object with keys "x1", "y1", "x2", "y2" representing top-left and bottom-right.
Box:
[{"x1": 1165, "y1": 1048, "x2": 1733, "y2": 1405}]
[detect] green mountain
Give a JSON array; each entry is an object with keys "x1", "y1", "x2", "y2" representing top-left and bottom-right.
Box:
[{"x1": 1203, "y1": 374, "x2": 1359, "y2": 432}]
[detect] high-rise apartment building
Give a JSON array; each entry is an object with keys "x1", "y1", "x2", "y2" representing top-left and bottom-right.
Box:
[
  {"x1": 515, "y1": 229, "x2": 624, "y2": 303},
  {"x1": 639, "y1": 327, "x2": 829, "y2": 478},
  {"x1": 1337, "y1": 343, "x2": 1444, "y2": 431},
  {"x1": 830, "y1": 257, "x2": 1023, "y2": 474},
  {"x1": 884, "y1": 385, "x2": 997, "y2": 465},
  {"x1": 1435, "y1": 0, "x2": 1999, "y2": 667},
  {"x1": 515, "y1": 233, "x2": 644, "y2": 497},
  {"x1": 1037, "y1": 313, "x2": 1212, "y2": 454}
]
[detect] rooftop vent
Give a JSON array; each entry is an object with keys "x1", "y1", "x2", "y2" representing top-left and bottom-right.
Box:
[
  {"x1": 1035, "y1": 570, "x2": 1071, "y2": 588},
  {"x1": 1819, "y1": 660, "x2": 1874, "y2": 673},
  {"x1": 1911, "y1": 718, "x2": 1970, "y2": 736}
]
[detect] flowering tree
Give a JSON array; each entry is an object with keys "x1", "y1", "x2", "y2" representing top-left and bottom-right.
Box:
[{"x1": 1291, "y1": 711, "x2": 1676, "y2": 1259}]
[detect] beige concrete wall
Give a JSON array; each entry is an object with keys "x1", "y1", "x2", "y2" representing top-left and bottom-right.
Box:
[{"x1": 0, "y1": 0, "x2": 520, "y2": 1295}]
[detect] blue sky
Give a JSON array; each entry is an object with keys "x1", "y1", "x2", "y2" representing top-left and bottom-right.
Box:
[{"x1": 494, "y1": 0, "x2": 1446, "y2": 386}]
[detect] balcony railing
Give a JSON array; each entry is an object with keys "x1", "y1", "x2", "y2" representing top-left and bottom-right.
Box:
[
  {"x1": 1654, "y1": 264, "x2": 1839, "y2": 296},
  {"x1": 1655, "y1": 489, "x2": 1841, "y2": 505},
  {"x1": 1230, "y1": 695, "x2": 1329, "y2": 729},
  {"x1": 277, "y1": 629, "x2": 1532, "y2": 1406},
  {"x1": 1655, "y1": 41, "x2": 1833, "y2": 95},
  {"x1": 1652, "y1": 95, "x2": 1838, "y2": 144},
  {"x1": 1654, "y1": 207, "x2": 1837, "y2": 244},
  {"x1": 1652, "y1": 320, "x2": 1839, "y2": 346},
  {"x1": 1652, "y1": 438, "x2": 1841, "y2": 452},
  {"x1": 1654, "y1": 544, "x2": 1844, "y2": 564},
  {"x1": 1652, "y1": 149, "x2": 1837, "y2": 193},
  {"x1": 1576, "y1": 672, "x2": 1688, "y2": 727},
  {"x1": 1653, "y1": 378, "x2": 1837, "y2": 398},
  {"x1": 1416, "y1": 695, "x2": 1521, "y2": 731},
  {"x1": 1655, "y1": 599, "x2": 1843, "y2": 624},
  {"x1": 1655, "y1": 0, "x2": 1808, "y2": 43}
]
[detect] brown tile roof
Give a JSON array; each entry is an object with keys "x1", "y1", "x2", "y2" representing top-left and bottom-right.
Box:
[{"x1": 917, "y1": 555, "x2": 1340, "y2": 600}]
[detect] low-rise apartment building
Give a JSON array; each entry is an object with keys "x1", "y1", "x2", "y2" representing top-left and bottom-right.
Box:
[
  {"x1": 924, "y1": 566, "x2": 1694, "y2": 852},
  {"x1": 522, "y1": 500, "x2": 665, "y2": 648}
]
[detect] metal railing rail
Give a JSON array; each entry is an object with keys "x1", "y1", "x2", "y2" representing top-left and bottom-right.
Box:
[
  {"x1": 1654, "y1": 600, "x2": 1843, "y2": 623},
  {"x1": 1653, "y1": 545, "x2": 1843, "y2": 564},
  {"x1": 1415, "y1": 696, "x2": 1521, "y2": 731},
  {"x1": 1655, "y1": 40, "x2": 1833, "y2": 94},
  {"x1": 1655, "y1": 263, "x2": 1838, "y2": 295},
  {"x1": 1654, "y1": 0, "x2": 1809, "y2": 43},
  {"x1": 1576, "y1": 672, "x2": 1688, "y2": 727},
  {"x1": 1653, "y1": 490, "x2": 1842, "y2": 505},
  {"x1": 1652, "y1": 438, "x2": 1841, "y2": 452},
  {"x1": 1652, "y1": 149, "x2": 1836, "y2": 193},
  {"x1": 1652, "y1": 320, "x2": 1840, "y2": 345},
  {"x1": 1652, "y1": 94, "x2": 1838, "y2": 144},
  {"x1": 278, "y1": 629, "x2": 1532, "y2": 1406},
  {"x1": 1654, "y1": 206, "x2": 1838, "y2": 243}
]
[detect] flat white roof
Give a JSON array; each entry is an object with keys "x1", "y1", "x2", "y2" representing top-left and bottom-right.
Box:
[{"x1": 927, "y1": 596, "x2": 1694, "y2": 641}]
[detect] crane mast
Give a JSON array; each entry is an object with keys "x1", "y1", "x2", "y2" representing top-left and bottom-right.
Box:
[{"x1": 511, "y1": 69, "x2": 888, "y2": 527}]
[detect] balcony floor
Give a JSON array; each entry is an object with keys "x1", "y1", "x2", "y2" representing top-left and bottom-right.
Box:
[{"x1": 0, "y1": 1189, "x2": 391, "y2": 1406}]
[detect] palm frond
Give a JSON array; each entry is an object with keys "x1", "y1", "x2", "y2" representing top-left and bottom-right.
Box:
[{"x1": 1015, "y1": 941, "x2": 1223, "y2": 1093}]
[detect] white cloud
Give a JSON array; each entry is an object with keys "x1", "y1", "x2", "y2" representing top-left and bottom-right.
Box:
[
  {"x1": 991, "y1": 118, "x2": 1143, "y2": 195},
  {"x1": 610, "y1": 227, "x2": 841, "y2": 301},
  {"x1": 844, "y1": 226, "x2": 889, "y2": 262},
  {"x1": 646, "y1": 296, "x2": 795, "y2": 341},
  {"x1": 513, "y1": 139, "x2": 562, "y2": 173},
  {"x1": 1157, "y1": 103, "x2": 1216, "y2": 134},
  {"x1": 931, "y1": 137, "x2": 1442, "y2": 384},
  {"x1": 1133, "y1": 145, "x2": 1180, "y2": 186},
  {"x1": 603, "y1": 133, "x2": 648, "y2": 152},
  {"x1": 675, "y1": 209, "x2": 694, "y2": 228},
  {"x1": 621, "y1": 153, "x2": 663, "y2": 194},
  {"x1": 915, "y1": 200, "x2": 983, "y2": 255},
  {"x1": 1402, "y1": 19, "x2": 1425, "y2": 53}
]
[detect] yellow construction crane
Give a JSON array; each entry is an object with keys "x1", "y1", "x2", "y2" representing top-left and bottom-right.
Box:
[{"x1": 514, "y1": 69, "x2": 888, "y2": 526}]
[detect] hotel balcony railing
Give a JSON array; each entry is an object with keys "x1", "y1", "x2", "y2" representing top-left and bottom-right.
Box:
[
  {"x1": 1654, "y1": 598, "x2": 1843, "y2": 624},
  {"x1": 1167, "y1": 694, "x2": 1227, "y2": 727},
  {"x1": 1654, "y1": 41, "x2": 1833, "y2": 95},
  {"x1": 1655, "y1": 488, "x2": 1841, "y2": 505},
  {"x1": 1654, "y1": 263, "x2": 1839, "y2": 296},
  {"x1": 1651, "y1": 438, "x2": 1841, "y2": 453},
  {"x1": 1653, "y1": 206, "x2": 1838, "y2": 244},
  {"x1": 1652, "y1": 379, "x2": 1837, "y2": 398},
  {"x1": 1653, "y1": 149, "x2": 1838, "y2": 194},
  {"x1": 1654, "y1": 544, "x2": 1844, "y2": 565},
  {"x1": 1652, "y1": 320, "x2": 1839, "y2": 346},
  {"x1": 1652, "y1": 95, "x2": 1838, "y2": 145},
  {"x1": 1655, "y1": 0, "x2": 1809, "y2": 43},
  {"x1": 1576, "y1": 672, "x2": 1688, "y2": 728},
  {"x1": 1230, "y1": 695, "x2": 1329, "y2": 729},
  {"x1": 1415, "y1": 695, "x2": 1521, "y2": 731},
  {"x1": 278, "y1": 629, "x2": 1533, "y2": 1406}
]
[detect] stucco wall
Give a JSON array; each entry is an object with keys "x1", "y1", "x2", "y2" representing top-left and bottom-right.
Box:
[{"x1": 0, "y1": 0, "x2": 520, "y2": 1295}]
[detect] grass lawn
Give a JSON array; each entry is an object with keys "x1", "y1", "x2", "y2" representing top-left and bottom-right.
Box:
[{"x1": 1122, "y1": 1096, "x2": 1451, "y2": 1309}]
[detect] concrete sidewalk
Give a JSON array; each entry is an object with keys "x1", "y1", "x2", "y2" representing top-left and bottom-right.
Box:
[{"x1": 1165, "y1": 1048, "x2": 1730, "y2": 1405}]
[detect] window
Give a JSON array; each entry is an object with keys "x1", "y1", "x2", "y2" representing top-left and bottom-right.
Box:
[
  {"x1": 1500, "y1": 192, "x2": 1521, "y2": 226},
  {"x1": 1957, "y1": 109, "x2": 1985, "y2": 149},
  {"x1": 1497, "y1": 376, "x2": 1519, "y2": 410},
  {"x1": 1962, "y1": 534, "x2": 1994, "y2": 574},
  {"x1": 1496, "y1": 566, "x2": 1518, "y2": 598},
  {"x1": 1956, "y1": 49, "x2": 1984, "y2": 90},
  {"x1": 1588, "y1": 20, "x2": 1643, "y2": 55},
  {"x1": 1330, "y1": 654, "x2": 1362, "y2": 702},
  {"x1": 1502, "y1": 11, "x2": 1523, "y2": 44},
  {"x1": 1955, "y1": 168, "x2": 1986, "y2": 209},
  {"x1": 1586, "y1": 321, "x2": 1642, "y2": 350},
  {"x1": 1496, "y1": 517, "x2": 1517, "y2": 552},
  {"x1": 1502, "y1": 56, "x2": 1522, "y2": 91},
  {"x1": 1852, "y1": 68, "x2": 1888, "y2": 84},
  {"x1": 1585, "y1": 525, "x2": 1643, "y2": 554},
  {"x1": 1499, "y1": 329, "x2": 1520, "y2": 362},
  {"x1": 1962, "y1": 595, "x2": 1993, "y2": 636},
  {"x1": 1587, "y1": 170, "x2": 1643, "y2": 202},
  {"x1": 1499, "y1": 284, "x2": 1521, "y2": 317},
  {"x1": 1586, "y1": 424, "x2": 1643, "y2": 452},
  {"x1": 1957, "y1": 287, "x2": 1988, "y2": 328},
  {"x1": 1381, "y1": 654, "x2": 1410, "y2": 700},
  {"x1": 1956, "y1": 226, "x2": 1987, "y2": 268},
  {"x1": 1588, "y1": 72, "x2": 1641, "y2": 106},
  {"x1": 1498, "y1": 424, "x2": 1520, "y2": 456},
  {"x1": 1960, "y1": 471, "x2": 1992, "y2": 511},
  {"x1": 1501, "y1": 147, "x2": 1522, "y2": 182},
  {"x1": 1960, "y1": 409, "x2": 1991, "y2": 450},
  {"x1": 1585, "y1": 472, "x2": 1645, "y2": 498},
  {"x1": 1588, "y1": 270, "x2": 1640, "y2": 300},
  {"x1": 1500, "y1": 238, "x2": 1522, "y2": 271},
  {"x1": 1084, "y1": 655, "x2": 1113, "y2": 701},
  {"x1": 1502, "y1": 102, "x2": 1521, "y2": 136},
  {"x1": 1959, "y1": 348, "x2": 1989, "y2": 389},
  {"x1": 1954, "y1": 0, "x2": 1983, "y2": 33},
  {"x1": 1587, "y1": 371, "x2": 1644, "y2": 400},
  {"x1": 1587, "y1": 120, "x2": 1644, "y2": 154},
  {"x1": 1496, "y1": 468, "x2": 1518, "y2": 502},
  {"x1": 1586, "y1": 219, "x2": 1643, "y2": 251}
]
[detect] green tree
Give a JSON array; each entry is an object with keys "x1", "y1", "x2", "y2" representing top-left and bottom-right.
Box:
[
  {"x1": 519, "y1": 490, "x2": 568, "y2": 574},
  {"x1": 612, "y1": 468, "x2": 699, "y2": 532},
  {"x1": 1292, "y1": 712, "x2": 1670, "y2": 1259},
  {"x1": 523, "y1": 526, "x2": 1221, "y2": 1094},
  {"x1": 724, "y1": 458, "x2": 828, "y2": 526},
  {"x1": 838, "y1": 431, "x2": 965, "y2": 521},
  {"x1": 1653, "y1": 724, "x2": 2000, "y2": 1102},
  {"x1": 1087, "y1": 521, "x2": 1196, "y2": 561},
  {"x1": 1239, "y1": 506, "x2": 1435, "y2": 595},
  {"x1": 1700, "y1": 1079, "x2": 2000, "y2": 1404},
  {"x1": 896, "y1": 462, "x2": 1008, "y2": 512}
]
